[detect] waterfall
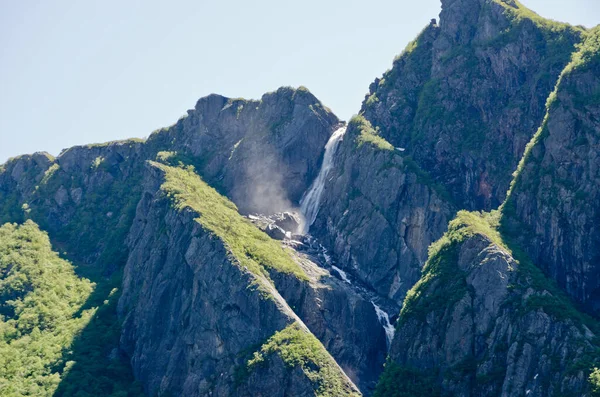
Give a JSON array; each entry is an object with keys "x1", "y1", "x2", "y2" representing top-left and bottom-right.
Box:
[
  {"x1": 371, "y1": 301, "x2": 395, "y2": 349},
  {"x1": 299, "y1": 126, "x2": 347, "y2": 234}
]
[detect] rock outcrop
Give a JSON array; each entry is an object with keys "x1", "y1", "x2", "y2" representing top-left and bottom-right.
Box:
[
  {"x1": 361, "y1": 0, "x2": 583, "y2": 210},
  {"x1": 378, "y1": 212, "x2": 600, "y2": 397},
  {"x1": 118, "y1": 162, "x2": 361, "y2": 396},
  {"x1": 311, "y1": 0, "x2": 585, "y2": 307},
  {"x1": 312, "y1": 116, "x2": 455, "y2": 304},
  {"x1": 502, "y1": 27, "x2": 600, "y2": 315},
  {"x1": 147, "y1": 86, "x2": 340, "y2": 214}
]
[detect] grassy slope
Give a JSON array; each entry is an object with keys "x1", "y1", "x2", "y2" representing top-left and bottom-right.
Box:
[
  {"x1": 246, "y1": 323, "x2": 360, "y2": 397},
  {"x1": 155, "y1": 162, "x2": 307, "y2": 284}
]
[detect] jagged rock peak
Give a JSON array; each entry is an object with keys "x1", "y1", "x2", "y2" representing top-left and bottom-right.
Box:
[{"x1": 193, "y1": 86, "x2": 325, "y2": 113}]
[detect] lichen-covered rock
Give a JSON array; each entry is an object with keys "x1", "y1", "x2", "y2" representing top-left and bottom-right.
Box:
[{"x1": 312, "y1": 117, "x2": 455, "y2": 304}]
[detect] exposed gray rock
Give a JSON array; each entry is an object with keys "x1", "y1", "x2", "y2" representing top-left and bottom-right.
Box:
[
  {"x1": 502, "y1": 29, "x2": 600, "y2": 315},
  {"x1": 361, "y1": 0, "x2": 582, "y2": 210},
  {"x1": 147, "y1": 86, "x2": 340, "y2": 215},
  {"x1": 265, "y1": 223, "x2": 287, "y2": 240},
  {"x1": 118, "y1": 163, "x2": 361, "y2": 397},
  {"x1": 312, "y1": 120, "x2": 455, "y2": 305},
  {"x1": 384, "y1": 219, "x2": 600, "y2": 396}
]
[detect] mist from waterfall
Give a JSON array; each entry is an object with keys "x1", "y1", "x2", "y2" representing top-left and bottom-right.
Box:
[{"x1": 299, "y1": 126, "x2": 347, "y2": 234}]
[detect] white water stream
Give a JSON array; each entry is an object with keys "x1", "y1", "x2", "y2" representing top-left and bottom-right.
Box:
[
  {"x1": 371, "y1": 301, "x2": 396, "y2": 349},
  {"x1": 299, "y1": 126, "x2": 347, "y2": 234}
]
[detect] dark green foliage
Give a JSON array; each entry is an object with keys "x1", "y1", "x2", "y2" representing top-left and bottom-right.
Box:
[
  {"x1": 0, "y1": 221, "x2": 142, "y2": 396},
  {"x1": 373, "y1": 362, "x2": 440, "y2": 397},
  {"x1": 53, "y1": 280, "x2": 144, "y2": 397}
]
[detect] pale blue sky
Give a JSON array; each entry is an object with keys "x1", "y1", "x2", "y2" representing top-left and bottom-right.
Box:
[{"x1": 1, "y1": 0, "x2": 598, "y2": 163}]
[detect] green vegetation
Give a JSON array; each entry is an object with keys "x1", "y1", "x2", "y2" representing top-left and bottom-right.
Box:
[
  {"x1": 351, "y1": 115, "x2": 394, "y2": 151},
  {"x1": 494, "y1": 0, "x2": 583, "y2": 34},
  {"x1": 402, "y1": 210, "x2": 600, "y2": 333},
  {"x1": 79, "y1": 138, "x2": 145, "y2": 150},
  {"x1": 155, "y1": 162, "x2": 307, "y2": 285},
  {"x1": 0, "y1": 221, "x2": 142, "y2": 397},
  {"x1": 374, "y1": 362, "x2": 439, "y2": 397},
  {"x1": 398, "y1": 212, "x2": 498, "y2": 326},
  {"x1": 0, "y1": 221, "x2": 92, "y2": 395},
  {"x1": 246, "y1": 323, "x2": 360, "y2": 397},
  {"x1": 390, "y1": 210, "x2": 600, "y2": 393},
  {"x1": 590, "y1": 368, "x2": 600, "y2": 396}
]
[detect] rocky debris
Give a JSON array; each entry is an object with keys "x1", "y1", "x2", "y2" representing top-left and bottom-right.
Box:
[
  {"x1": 380, "y1": 212, "x2": 600, "y2": 396},
  {"x1": 246, "y1": 211, "x2": 301, "y2": 238},
  {"x1": 265, "y1": 223, "x2": 287, "y2": 240},
  {"x1": 272, "y1": 211, "x2": 301, "y2": 233}
]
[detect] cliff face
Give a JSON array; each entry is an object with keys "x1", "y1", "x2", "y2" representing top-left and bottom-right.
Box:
[
  {"x1": 502, "y1": 27, "x2": 600, "y2": 315},
  {"x1": 0, "y1": 86, "x2": 338, "y2": 272},
  {"x1": 146, "y1": 86, "x2": 340, "y2": 214},
  {"x1": 362, "y1": 0, "x2": 583, "y2": 210},
  {"x1": 378, "y1": 212, "x2": 600, "y2": 397},
  {"x1": 117, "y1": 162, "x2": 389, "y2": 395},
  {"x1": 0, "y1": 88, "x2": 385, "y2": 396},
  {"x1": 311, "y1": 0, "x2": 584, "y2": 307},
  {"x1": 1, "y1": 0, "x2": 599, "y2": 395},
  {"x1": 117, "y1": 162, "x2": 362, "y2": 396},
  {"x1": 312, "y1": 117, "x2": 455, "y2": 303}
]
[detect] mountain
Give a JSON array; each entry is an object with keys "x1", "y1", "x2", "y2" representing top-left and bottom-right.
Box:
[{"x1": 0, "y1": 0, "x2": 599, "y2": 396}]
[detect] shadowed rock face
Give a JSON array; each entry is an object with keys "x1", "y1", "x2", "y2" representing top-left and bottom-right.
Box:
[
  {"x1": 502, "y1": 28, "x2": 600, "y2": 316},
  {"x1": 380, "y1": 214, "x2": 600, "y2": 397},
  {"x1": 312, "y1": 119, "x2": 455, "y2": 304},
  {"x1": 0, "y1": 86, "x2": 338, "y2": 271}
]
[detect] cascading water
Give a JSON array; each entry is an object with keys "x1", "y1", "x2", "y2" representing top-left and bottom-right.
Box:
[
  {"x1": 299, "y1": 126, "x2": 347, "y2": 234},
  {"x1": 371, "y1": 301, "x2": 395, "y2": 349}
]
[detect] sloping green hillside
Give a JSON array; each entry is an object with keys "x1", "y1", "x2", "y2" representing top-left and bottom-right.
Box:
[{"x1": 0, "y1": 221, "x2": 142, "y2": 397}]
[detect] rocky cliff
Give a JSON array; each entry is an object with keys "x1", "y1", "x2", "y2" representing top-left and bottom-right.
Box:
[
  {"x1": 312, "y1": 116, "x2": 455, "y2": 303},
  {"x1": 0, "y1": 88, "x2": 383, "y2": 396},
  {"x1": 0, "y1": 0, "x2": 599, "y2": 395},
  {"x1": 311, "y1": 0, "x2": 585, "y2": 308},
  {"x1": 361, "y1": 0, "x2": 583, "y2": 210},
  {"x1": 117, "y1": 162, "x2": 360, "y2": 396},
  {"x1": 502, "y1": 27, "x2": 600, "y2": 316},
  {"x1": 378, "y1": 211, "x2": 600, "y2": 396}
]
